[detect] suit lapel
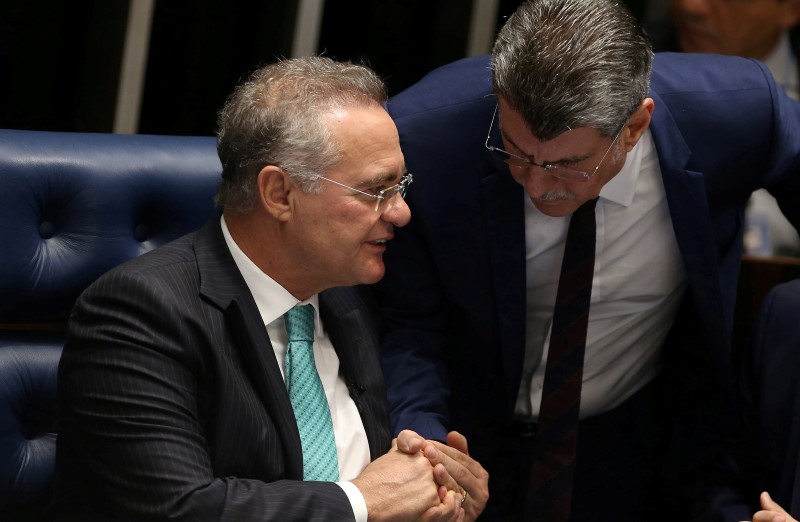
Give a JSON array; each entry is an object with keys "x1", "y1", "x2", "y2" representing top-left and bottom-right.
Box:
[
  {"x1": 194, "y1": 218, "x2": 304, "y2": 479},
  {"x1": 649, "y1": 94, "x2": 731, "y2": 377},
  {"x1": 320, "y1": 287, "x2": 391, "y2": 459},
  {"x1": 480, "y1": 158, "x2": 527, "y2": 408}
]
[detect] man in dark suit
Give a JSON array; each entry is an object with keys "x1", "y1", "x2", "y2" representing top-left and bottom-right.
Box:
[
  {"x1": 376, "y1": 0, "x2": 800, "y2": 520},
  {"x1": 709, "y1": 279, "x2": 800, "y2": 521},
  {"x1": 52, "y1": 56, "x2": 488, "y2": 521}
]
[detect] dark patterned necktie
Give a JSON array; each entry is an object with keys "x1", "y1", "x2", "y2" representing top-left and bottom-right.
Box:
[
  {"x1": 526, "y1": 197, "x2": 598, "y2": 521},
  {"x1": 284, "y1": 304, "x2": 339, "y2": 481}
]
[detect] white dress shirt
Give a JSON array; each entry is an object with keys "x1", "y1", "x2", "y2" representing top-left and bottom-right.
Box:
[
  {"x1": 221, "y1": 216, "x2": 370, "y2": 521},
  {"x1": 515, "y1": 129, "x2": 688, "y2": 419}
]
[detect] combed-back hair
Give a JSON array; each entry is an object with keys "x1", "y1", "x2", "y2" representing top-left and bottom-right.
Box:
[
  {"x1": 215, "y1": 56, "x2": 388, "y2": 212},
  {"x1": 492, "y1": 0, "x2": 653, "y2": 141}
]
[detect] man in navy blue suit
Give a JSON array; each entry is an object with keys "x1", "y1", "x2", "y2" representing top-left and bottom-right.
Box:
[
  {"x1": 735, "y1": 279, "x2": 800, "y2": 521},
  {"x1": 376, "y1": 0, "x2": 800, "y2": 520}
]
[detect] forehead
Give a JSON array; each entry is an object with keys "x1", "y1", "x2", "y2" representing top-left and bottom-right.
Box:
[
  {"x1": 496, "y1": 99, "x2": 605, "y2": 158},
  {"x1": 323, "y1": 106, "x2": 404, "y2": 180}
]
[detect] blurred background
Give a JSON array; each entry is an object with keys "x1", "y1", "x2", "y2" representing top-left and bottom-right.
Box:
[{"x1": 0, "y1": 0, "x2": 651, "y2": 136}]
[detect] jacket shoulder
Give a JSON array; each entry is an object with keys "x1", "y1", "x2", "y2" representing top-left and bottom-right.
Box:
[{"x1": 388, "y1": 55, "x2": 494, "y2": 119}]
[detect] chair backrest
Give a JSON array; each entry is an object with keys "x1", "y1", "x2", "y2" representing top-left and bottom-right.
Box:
[
  {"x1": 0, "y1": 129, "x2": 221, "y2": 323},
  {"x1": 0, "y1": 129, "x2": 221, "y2": 516}
]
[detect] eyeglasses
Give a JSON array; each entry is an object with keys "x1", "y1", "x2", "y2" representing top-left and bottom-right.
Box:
[
  {"x1": 315, "y1": 172, "x2": 414, "y2": 212},
  {"x1": 484, "y1": 105, "x2": 624, "y2": 183}
]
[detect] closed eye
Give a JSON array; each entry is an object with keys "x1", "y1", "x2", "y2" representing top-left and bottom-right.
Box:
[{"x1": 363, "y1": 186, "x2": 388, "y2": 197}]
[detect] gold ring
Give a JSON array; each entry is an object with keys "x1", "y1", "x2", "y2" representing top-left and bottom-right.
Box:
[{"x1": 461, "y1": 488, "x2": 468, "y2": 504}]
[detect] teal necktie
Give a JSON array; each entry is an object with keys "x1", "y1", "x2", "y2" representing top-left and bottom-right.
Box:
[{"x1": 284, "y1": 304, "x2": 340, "y2": 481}]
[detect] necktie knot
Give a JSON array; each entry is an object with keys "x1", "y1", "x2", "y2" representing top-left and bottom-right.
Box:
[{"x1": 284, "y1": 304, "x2": 314, "y2": 343}]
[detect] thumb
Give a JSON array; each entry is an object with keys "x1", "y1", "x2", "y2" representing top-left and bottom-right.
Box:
[{"x1": 761, "y1": 491, "x2": 789, "y2": 514}]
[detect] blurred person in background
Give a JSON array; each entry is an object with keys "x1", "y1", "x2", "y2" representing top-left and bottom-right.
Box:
[{"x1": 648, "y1": 0, "x2": 800, "y2": 256}]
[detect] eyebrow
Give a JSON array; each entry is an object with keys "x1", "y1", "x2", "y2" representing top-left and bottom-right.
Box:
[
  {"x1": 357, "y1": 169, "x2": 406, "y2": 189},
  {"x1": 500, "y1": 127, "x2": 593, "y2": 165}
]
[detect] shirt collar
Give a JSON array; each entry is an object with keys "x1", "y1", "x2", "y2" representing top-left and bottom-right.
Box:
[
  {"x1": 219, "y1": 215, "x2": 321, "y2": 330},
  {"x1": 599, "y1": 128, "x2": 653, "y2": 208}
]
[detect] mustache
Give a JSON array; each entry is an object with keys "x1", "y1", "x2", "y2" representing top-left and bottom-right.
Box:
[{"x1": 539, "y1": 190, "x2": 577, "y2": 202}]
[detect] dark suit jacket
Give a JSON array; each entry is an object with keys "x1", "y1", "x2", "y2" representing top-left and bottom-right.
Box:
[
  {"x1": 710, "y1": 279, "x2": 800, "y2": 521},
  {"x1": 377, "y1": 53, "x2": 800, "y2": 517},
  {"x1": 52, "y1": 217, "x2": 391, "y2": 521},
  {"x1": 749, "y1": 279, "x2": 800, "y2": 517}
]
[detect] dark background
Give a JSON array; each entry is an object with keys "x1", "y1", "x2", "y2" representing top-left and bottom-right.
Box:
[{"x1": 0, "y1": 0, "x2": 649, "y2": 136}]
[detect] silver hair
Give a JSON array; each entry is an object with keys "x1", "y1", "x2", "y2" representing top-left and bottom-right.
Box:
[
  {"x1": 215, "y1": 56, "x2": 388, "y2": 212},
  {"x1": 492, "y1": 0, "x2": 653, "y2": 141}
]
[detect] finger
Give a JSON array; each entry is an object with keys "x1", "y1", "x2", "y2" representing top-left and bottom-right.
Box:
[
  {"x1": 432, "y1": 461, "x2": 459, "y2": 491},
  {"x1": 762, "y1": 491, "x2": 777, "y2": 510},
  {"x1": 429, "y1": 439, "x2": 485, "y2": 477},
  {"x1": 421, "y1": 489, "x2": 461, "y2": 522},
  {"x1": 426, "y1": 441, "x2": 478, "y2": 486},
  {"x1": 431, "y1": 461, "x2": 472, "y2": 519},
  {"x1": 446, "y1": 431, "x2": 469, "y2": 454},
  {"x1": 424, "y1": 443, "x2": 480, "y2": 507},
  {"x1": 396, "y1": 429, "x2": 425, "y2": 454},
  {"x1": 761, "y1": 491, "x2": 790, "y2": 515},
  {"x1": 438, "y1": 484, "x2": 448, "y2": 502},
  {"x1": 423, "y1": 438, "x2": 488, "y2": 520}
]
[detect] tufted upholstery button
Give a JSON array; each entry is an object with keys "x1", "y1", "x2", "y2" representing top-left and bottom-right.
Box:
[
  {"x1": 133, "y1": 223, "x2": 149, "y2": 242},
  {"x1": 0, "y1": 129, "x2": 222, "y2": 322},
  {"x1": 0, "y1": 340, "x2": 61, "y2": 511},
  {"x1": 39, "y1": 221, "x2": 55, "y2": 239}
]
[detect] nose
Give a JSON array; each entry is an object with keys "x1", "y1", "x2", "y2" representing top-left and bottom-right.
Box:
[
  {"x1": 517, "y1": 167, "x2": 560, "y2": 201},
  {"x1": 381, "y1": 193, "x2": 411, "y2": 227}
]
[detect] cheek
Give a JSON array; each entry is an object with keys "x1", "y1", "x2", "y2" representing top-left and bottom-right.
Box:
[
  {"x1": 330, "y1": 205, "x2": 378, "y2": 243},
  {"x1": 578, "y1": 178, "x2": 605, "y2": 200}
]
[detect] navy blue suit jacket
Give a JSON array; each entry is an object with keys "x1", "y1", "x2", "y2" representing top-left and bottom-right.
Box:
[
  {"x1": 378, "y1": 53, "x2": 800, "y2": 515},
  {"x1": 54, "y1": 218, "x2": 391, "y2": 521},
  {"x1": 749, "y1": 279, "x2": 800, "y2": 517},
  {"x1": 711, "y1": 279, "x2": 800, "y2": 520}
]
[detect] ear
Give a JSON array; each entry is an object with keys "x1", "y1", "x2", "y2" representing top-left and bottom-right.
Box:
[
  {"x1": 619, "y1": 98, "x2": 654, "y2": 153},
  {"x1": 780, "y1": 0, "x2": 800, "y2": 29},
  {"x1": 257, "y1": 165, "x2": 293, "y2": 221}
]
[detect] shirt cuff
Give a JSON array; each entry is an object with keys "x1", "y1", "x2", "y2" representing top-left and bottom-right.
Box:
[{"x1": 337, "y1": 481, "x2": 368, "y2": 522}]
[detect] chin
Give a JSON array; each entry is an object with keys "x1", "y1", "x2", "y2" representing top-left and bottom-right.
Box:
[
  {"x1": 364, "y1": 270, "x2": 386, "y2": 285},
  {"x1": 533, "y1": 200, "x2": 577, "y2": 218},
  {"x1": 353, "y1": 263, "x2": 386, "y2": 286}
]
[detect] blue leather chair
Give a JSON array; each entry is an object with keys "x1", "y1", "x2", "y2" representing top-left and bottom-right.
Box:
[{"x1": 0, "y1": 129, "x2": 221, "y2": 519}]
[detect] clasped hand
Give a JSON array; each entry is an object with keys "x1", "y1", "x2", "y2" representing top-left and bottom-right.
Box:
[
  {"x1": 352, "y1": 429, "x2": 488, "y2": 521},
  {"x1": 396, "y1": 429, "x2": 489, "y2": 522}
]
